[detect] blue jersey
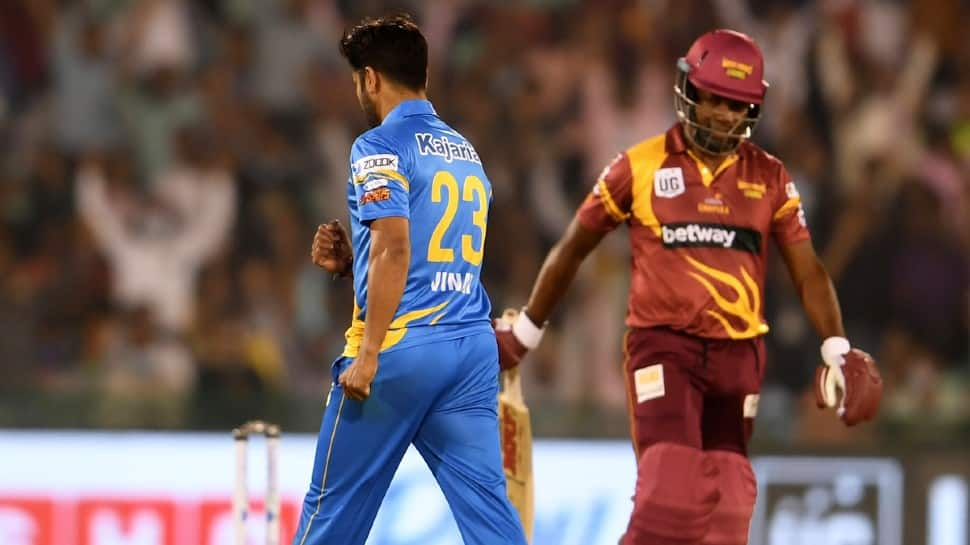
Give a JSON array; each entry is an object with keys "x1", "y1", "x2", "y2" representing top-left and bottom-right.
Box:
[{"x1": 342, "y1": 100, "x2": 493, "y2": 357}]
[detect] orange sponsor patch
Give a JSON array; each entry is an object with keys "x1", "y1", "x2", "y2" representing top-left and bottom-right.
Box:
[{"x1": 359, "y1": 187, "x2": 391, "y2": 205}]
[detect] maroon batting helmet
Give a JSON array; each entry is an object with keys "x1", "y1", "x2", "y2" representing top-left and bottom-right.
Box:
[{"x1": 674, "y1": 29, "x2": 769, "y2": 155}]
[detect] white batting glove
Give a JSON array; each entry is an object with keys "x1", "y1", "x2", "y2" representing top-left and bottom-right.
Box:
[
  {"x1": 494, "y1": 308, "x2": 545, "y2": 370},
  {"x1": 817, "y1": 336, "x2": 851, "y2": 417}
]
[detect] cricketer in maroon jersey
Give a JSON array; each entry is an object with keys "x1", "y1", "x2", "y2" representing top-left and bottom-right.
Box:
[
  {"x1": 576, "y1": 123, "x2": 808, "y2": 339},
  {"x1": 494, "y1": 29, "x2": 882, "y2": 545}
]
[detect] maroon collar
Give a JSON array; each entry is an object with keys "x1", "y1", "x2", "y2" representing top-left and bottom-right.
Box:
[{"x1": 664, "y1": 123, "x2": 688, "y2": 154}]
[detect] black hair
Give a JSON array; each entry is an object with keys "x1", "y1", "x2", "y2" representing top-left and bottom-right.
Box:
[{"x1": 339, "y1": 13, "x2": 428, "y2": 91}]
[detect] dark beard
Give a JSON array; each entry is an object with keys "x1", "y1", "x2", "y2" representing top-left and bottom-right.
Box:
[
  {"x1": 689, "y1": 124, "x2": 740, "y2": 155},
  {"x1": 356, "y1": 79, "x2": 381, "y2": 128},
  {"x1": 361, "y1": 97, "x2": 380, "y2": 128}
]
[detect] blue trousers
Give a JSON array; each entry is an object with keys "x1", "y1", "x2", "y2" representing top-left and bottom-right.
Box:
[{"x1": 292, "y1": 331, "x2": 527, "y2": 545}]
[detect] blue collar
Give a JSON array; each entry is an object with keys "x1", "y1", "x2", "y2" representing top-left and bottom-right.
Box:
[{"x1": 382, "y1": 99, "x2": 436, "y2": 125}]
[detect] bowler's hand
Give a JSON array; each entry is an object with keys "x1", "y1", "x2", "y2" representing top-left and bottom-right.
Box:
[
  {"x1": 339, "y1": 354, "x2": 378, "y2": 401},
  {"x1": 311, "y1": 220, "x2": 353, "y2": 276}
]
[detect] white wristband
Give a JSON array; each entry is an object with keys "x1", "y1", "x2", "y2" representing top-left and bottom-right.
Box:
[
  {"x1": 820, "y1": 336, "x2": 850, "y2": 367},
  {"x1": 511, "y1": 309, "x2": 545, "y2": 350}
]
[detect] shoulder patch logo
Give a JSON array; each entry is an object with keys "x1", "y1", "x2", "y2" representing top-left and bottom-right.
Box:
[
  {"x1": 353, "y1": 154, "x2": 398, "y2": 178},
  {"x1": 654, "y1": 167, "x2": 685, "y2": 198}
]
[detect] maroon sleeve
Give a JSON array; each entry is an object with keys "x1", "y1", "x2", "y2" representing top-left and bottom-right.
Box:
[
  {"x1": 770, "y1": 163, "x2": 811, "y2": 246},
  {"x1": 576, "y1": 153, "x2": 634, "y2": 233}
]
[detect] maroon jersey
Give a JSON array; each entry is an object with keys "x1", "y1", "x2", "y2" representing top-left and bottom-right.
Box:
[{"x1": 577, "y1": 124, "x2": 810, "y2": 339}]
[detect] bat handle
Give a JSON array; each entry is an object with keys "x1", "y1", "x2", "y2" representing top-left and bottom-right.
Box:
[{"x1": 501, "y1": 368, "x2": 524, "y2": 403}]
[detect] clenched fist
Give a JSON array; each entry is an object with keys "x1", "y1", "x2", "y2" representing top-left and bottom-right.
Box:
[
  {"x1": 311, "y1": 220, "x2": 353, "y2": 277},
  {"x1": 339, "y1": 353, "x2": 378, "y2": 401}
]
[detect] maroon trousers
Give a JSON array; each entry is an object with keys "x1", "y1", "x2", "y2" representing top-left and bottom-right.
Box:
[{"x1": 622, "y1": 327, "x2": 766, "y2": 458}]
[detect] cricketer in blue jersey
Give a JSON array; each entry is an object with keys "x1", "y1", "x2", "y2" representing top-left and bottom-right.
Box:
[{"x1": 293, "y1": 14, "x2": 527, "y2": 545}]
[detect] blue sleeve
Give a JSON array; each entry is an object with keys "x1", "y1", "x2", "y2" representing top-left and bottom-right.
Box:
[{"x1": 350, "y1": 132, "x2": 412, "y2": 223}]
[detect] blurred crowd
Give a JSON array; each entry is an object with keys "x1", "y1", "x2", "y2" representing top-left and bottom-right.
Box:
[{"x1": 0, "y1": 0, "x2": 967, "y2": 441}]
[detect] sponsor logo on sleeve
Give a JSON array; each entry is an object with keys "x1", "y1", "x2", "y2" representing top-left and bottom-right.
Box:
[
  {"x1": 660, "y1": 222, "x2": 762, "y2": 254},
  {"x1": 654, "y1": 167, "x2": 685, "y2": 198},
  {"x1": 362, "y1": 179, "x2": 389, "y2": 191},
  {"x1": 352, "y1": 154, "x2": 399, "y2": 179},
  {"x1": 359, "y1": 187, "x2": 392, "y2": 205}
]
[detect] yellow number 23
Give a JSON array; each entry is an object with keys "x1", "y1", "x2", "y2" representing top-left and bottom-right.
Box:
[{"x1": 428, "y1": 171, "x2": 487, "y2": 265}]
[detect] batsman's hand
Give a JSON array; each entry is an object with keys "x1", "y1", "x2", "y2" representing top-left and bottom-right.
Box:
[
  {"x1": 494, "y1": 308, "x2": 544, "y2": 371},
  {"x1": 311, "y1": 220, "x2": 353, "y2": 276},
  {"x1": 339, "y1": 353, "x2": 378, "y2": 401},
  {"x1": 814, "y1": 337, "x2": 883, "y2": 426}
]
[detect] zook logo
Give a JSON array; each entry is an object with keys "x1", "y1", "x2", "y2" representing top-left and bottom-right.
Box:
[
  {"x1": 353, "y1": 154, "x2": 398, "y2": 179},
  {"x1": 661, "y1": 222, "x2": 761, "y2": 254}
]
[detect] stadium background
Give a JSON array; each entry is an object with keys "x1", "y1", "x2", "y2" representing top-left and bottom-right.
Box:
[{"x1": 0, "y1": 0, "x2": 967, "y2": 544}]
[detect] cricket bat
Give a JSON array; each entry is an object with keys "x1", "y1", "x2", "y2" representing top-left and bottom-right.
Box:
[{"x1": 499, "y1": 366, "x2": 534, "y2": 542}]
